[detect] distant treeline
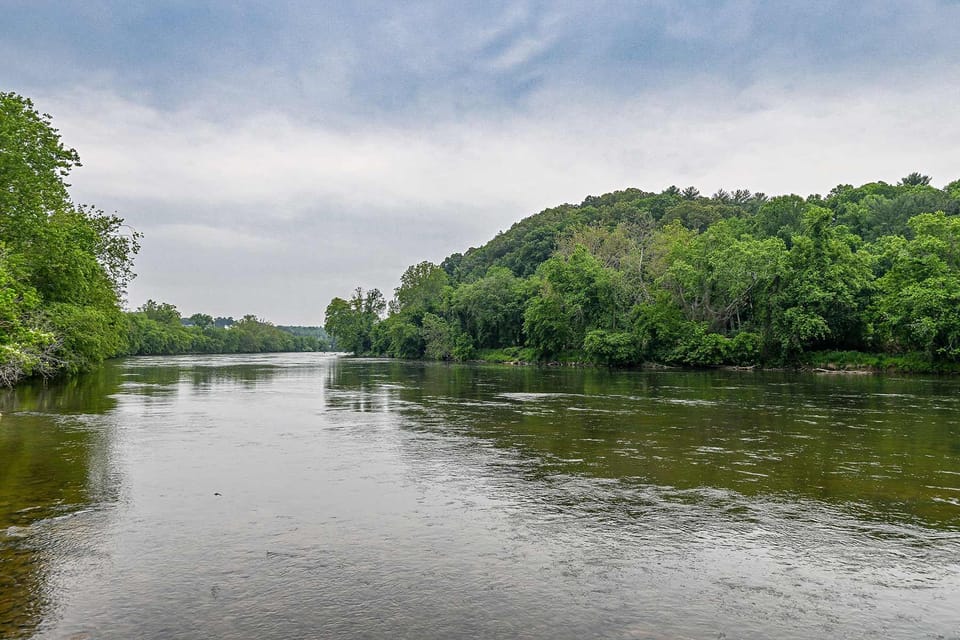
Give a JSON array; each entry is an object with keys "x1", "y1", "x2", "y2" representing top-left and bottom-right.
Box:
[
  {"x1": 126, "y1": 301, "x2": 329, "y2": 355},
  {"x1": 326, "y1": 174, "x2": 960, "y2": 370}
]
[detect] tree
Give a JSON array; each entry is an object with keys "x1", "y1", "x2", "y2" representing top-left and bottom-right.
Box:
[
  {"x1": 523, "y1": 247, "x2": 624, "y2": 358},
  {"x1": 661, "y1": 200, "x2": 738, "y2": 232},
  {"x1": 754, "y1": 195, "x2": 806, "y2": 246},
  {"x1": 450, "y1": 267, "x2": 532, "y2": 348},
  {"x1": 188, "y1": 313, "x2": 214, "y2": 330},
  {"x1": 390, "y1": 261, "x2": 448, "y2": 319},
  {"x1": 657, "y1": 219, "x2": 787, "y2": 334},
  {"x1": 899, "y1": 172, "x2": 931, "y2": 186},
  {"x1": 872, "y1": 212, "x2": 960, "y2": 359},
  {"x1": 139, "y1": 300, "x2": 181, "y2": 325},
  {"x1": 0, "y1": 92, "x2": 139, "y2": 383},
  {"x1": 324, "y1": 288, "x2": 385, "y2": 355},
  {"x1": 769, "y1": 206, "x2": 874, "y2": 358}
]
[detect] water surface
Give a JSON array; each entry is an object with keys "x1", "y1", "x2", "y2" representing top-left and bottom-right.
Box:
[{"x1": 1, "y1": 354, "x2": 958, "y2": 639}]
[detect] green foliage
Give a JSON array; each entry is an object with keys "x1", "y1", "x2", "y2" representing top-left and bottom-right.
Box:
[
  {"x1": 124, "y1": 302, "x2": 321, "y2": 356},
  {"x1": 872, "y1": 212, "x2": 960, "y2": 359},
  {"x1": 657, "y1": 219, "x2": 787, "y2": 335},
  {"x1": 523, "y1": 289, "x2": 572, "y2": 359},
  {"x1": 0, "y1": 92, "x2": 139, "y2": 384},
  {"x1": 769, "y1": 206, "x2": 874, "y2": 358},
  {"x1": 753, "y1": 195, "x2": 806, "y2": 246},
  {"x1": 583, "y1": 330, "x2": 638, "y2": 366},
  {"x1": 450, "y1": 266, "x2": 532, "y2": 348},
  {"x1": 45, "y1": 302, "x2": 128, "y2": 372},
  {"x1": 327, "y1": 175, "x2": 960, "y2": 369},
  {"x1": 390, "y1": 261, "x2": 447, "y2": 319},
  {"x1": 661, "y1": 200, "x2": 739, "y2": 232},
  {"x1": 324, "y1": 288, "x2": 385, "y2": 355},
  {"x1": 373, "y1": 316, "x2": 424, "y2": 359},
  {"x1": 523, "y1": 246, "x2": 626, "y2": 359}
]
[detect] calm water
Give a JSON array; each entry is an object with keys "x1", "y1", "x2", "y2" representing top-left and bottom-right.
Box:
[{"x1": 1, "y1": 354, "x2": 959, "y2": 639}]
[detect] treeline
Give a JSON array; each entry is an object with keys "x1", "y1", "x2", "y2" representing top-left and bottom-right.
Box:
[
  {"x1": 125, "y1": 301, "x2": 327, "y2": 355},
  {"x1": 326, "y1": 174, "x2": 960, "y2": 369}
]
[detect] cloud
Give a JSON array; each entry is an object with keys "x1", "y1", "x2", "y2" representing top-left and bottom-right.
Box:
[
  {"x1": 146, "y1": 224, "x2": 283, "y2": 252},
  {"x1": 5, "y1": 2, "x2": 959, "y2": 323},
  {"x1": 26, "y1": 69, "x2": 959, "y2": 325}
]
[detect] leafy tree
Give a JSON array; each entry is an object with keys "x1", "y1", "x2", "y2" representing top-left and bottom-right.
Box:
[
  {"x1": 523, "y1": 247, "x2": 624, "y2": 358},
  {"x1": 139, "y1": 300, "x2": 181, "y2": 324},
  {"x1": 583, "y1": 330, "x2": 638, "y2": 366},
  {"x1": 188, "y1": 313, "x2": 214, "y2": 330},
  {"x1": 0, "y1": 92, "x2": 139, "y2": 383},
  {"x1": 522, "y1": 287, "x2": 571, "y2": 359},
  {"x1": 769, "y1": 206, "x2": 874, "y2": 358},
  {"x1": 324, "y1": 288, "x2": 385, "y2": 355},
  {"x1": 944, "y1": 179, "x2": 960, "y2": 199},
  {"x1": 899, "y1": 172, "x2": 932, "y2": 186},
  {"x1": 657, "y1": 219, "x2": 787, "y2": 335},
  {"x1": 753, "y1": 195, "x2": 806, "y2": 246},
  {"x1": 374, "y1": 316, "x2": 423, "y2": 358},
  {"x1": 450, "y1": 266, "x2": 532, "y2": 348},
  {"x1": 390, "y1": 261, "x2": 448, "y2": 318},
  {"x1": 660, "y1": 200, "x2": 739, "y2": 232},
  {"x1": 872, "y1": 212, "x2": 960, "y2": 359}
]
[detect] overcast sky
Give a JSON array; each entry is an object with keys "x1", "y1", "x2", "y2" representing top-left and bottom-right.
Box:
[{"x1": 4, "y1": 1, "x2": 960, "y2": 324}]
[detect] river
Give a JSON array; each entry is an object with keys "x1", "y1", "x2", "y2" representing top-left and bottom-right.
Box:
[{"x1": 1, "y1": 353, "x2": 958, "y2": 639}]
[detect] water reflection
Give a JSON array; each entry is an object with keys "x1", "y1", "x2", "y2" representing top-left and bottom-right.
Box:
[
  {"x1": 2, "y1": 355, "x2": 959, "y2": 639},
  {"x1": 325, "y1": 360, "x2": 960, "y2": 529},
  {"x1": 0, "y1": 366, "x2": 123, "y2": 637}
]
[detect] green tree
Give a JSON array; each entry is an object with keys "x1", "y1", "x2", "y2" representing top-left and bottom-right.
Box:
[
  {"x1": 188, "y1": 313, "x2": 214, "y2": 330},
  {"x1": 753, "y1": 195, "x2": 806, "y2": 246},
  {"x1": 0, "y1": 92, "x2": 139, "y2": 383},
  {"x1": 450, "y1": 267, "x2": 532, "y2": 348},
  {"x1": 324, "y1": 288, "x2": 385, "y2": 355},
  {"x1": 899, "y1": 172, "x2": 932, "y2": 186},
  {"x1": 139, "y1": 300, "x2": 181, "y2": 325},
  {"x1": 523, "y1": 247, "x2": 624, "y2": 358},
  {"x1": 390, "y1": 261, "x2": 448, "y2": 319},
  {"x1": 770, "y1": 206, "x2": 874, "y2": 358},
  {"x1": 872, "y1": 212, "x2": 960, "y2": 359}
]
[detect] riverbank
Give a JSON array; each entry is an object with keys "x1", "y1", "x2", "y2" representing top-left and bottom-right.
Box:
[{"x1": 469, "y1": 347, "x2": 960, "y2": 375}]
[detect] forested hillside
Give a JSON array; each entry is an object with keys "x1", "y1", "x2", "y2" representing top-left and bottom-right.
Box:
[{"x1": 326, "y1": 175, "x2": 960, "y2": 370}]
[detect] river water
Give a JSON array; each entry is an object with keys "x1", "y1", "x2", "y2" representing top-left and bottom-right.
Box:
[{"x1": 1, "y1": 353, "x2": 958, "y2": 639}]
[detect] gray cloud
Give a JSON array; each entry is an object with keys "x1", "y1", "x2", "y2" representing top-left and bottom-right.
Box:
[
  {"x1": 27, "y1": 73, "x2": 958, "y2": 324},
  {"x1": 5, "y1": 2, "x2": 960, "y2": 323}
]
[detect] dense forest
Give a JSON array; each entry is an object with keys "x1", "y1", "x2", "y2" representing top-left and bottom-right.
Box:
[
  {"x1": 0, "y1": 92, "x2": 323, "y2": 387},
  {"x1": 326, "y1": 175, "x2": 960, "y2": 371}
]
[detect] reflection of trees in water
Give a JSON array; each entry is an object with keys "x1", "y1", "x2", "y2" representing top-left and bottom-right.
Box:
[
  {"x1": 328, "y1": 360, "x2": 960, "y2": 530},
  {"x1": 123, "y1": 362, "x2": 284, "y2": 390},
  {"x1": 322, "y1": 358, "x2": 396, "y2": 414},
  {"x1": 0, "y1": 364, "x2": 123, "y2": 415},
  {"x1": 0, "y1": 367, "x2": 122, "y2": 637}
]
